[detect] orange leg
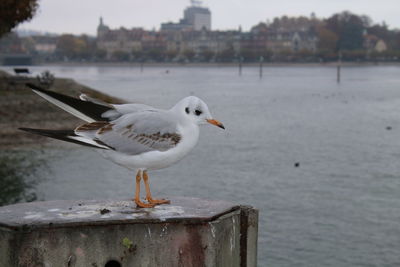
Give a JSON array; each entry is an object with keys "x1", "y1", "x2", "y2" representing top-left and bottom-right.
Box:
[
  {"x1": 143, "y1": 171, "x2": 170, "y2": 205},
  {"x1": 134, "y1": 170, "x2": 155, "y2": 208}
]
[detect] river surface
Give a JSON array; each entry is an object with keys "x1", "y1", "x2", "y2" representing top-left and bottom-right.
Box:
[{"x1": 2, "y1": 64, "x2": 400, "y2": 266}]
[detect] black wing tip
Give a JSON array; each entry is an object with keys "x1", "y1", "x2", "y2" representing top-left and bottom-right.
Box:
[
  {"x1": 26, "y1": 83, "x2": 51, "y2": 95},
  {"x1": 25, "y1": 82, "x2": 44, "y2": 91},
  {"x1": 18, "y1": 127, "x2": 47, "y2": 137},
  {"x1": 19, "y1": 127, "x2": 75, "y2": 135},
  {"x1": 19, "y1": 127, "x2": 37, "y2": 133},
  {"x1": 18, "y1": 127, "x2": 111, "y2": 150}
]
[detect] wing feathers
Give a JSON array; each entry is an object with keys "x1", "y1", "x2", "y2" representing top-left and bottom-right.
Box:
[
  {"x1": 19, "y1": 127, "x2": 112, "y2": 149},
  {"x1": 21, "y1": 86, "x2": 181, "y2": 155},
  {"x1": 26, "y1": 83, "x2": 114, "y2": 122},
  {"x1": 96, "y1": 122, "x2": 181, "y2": 154},
  {"x1": 75, "y1": 121, "x2": 110, "y2": 132}
]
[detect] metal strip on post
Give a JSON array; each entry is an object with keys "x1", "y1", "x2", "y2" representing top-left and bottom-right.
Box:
[{"x1": 240, "y1": 205, "x2": 259, "y2": 267}]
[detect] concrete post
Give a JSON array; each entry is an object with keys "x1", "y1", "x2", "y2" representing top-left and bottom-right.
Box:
[{"x1": 0, "y1": 197, "x2": 258, "y2": 267}]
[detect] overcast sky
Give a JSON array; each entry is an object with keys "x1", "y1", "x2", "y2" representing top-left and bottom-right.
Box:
[{"x1": 18, "y1": 0, "x2": 400, "y2": 35}]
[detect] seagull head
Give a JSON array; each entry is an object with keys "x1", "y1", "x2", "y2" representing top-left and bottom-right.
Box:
[{"x1": 172, "y1": 96, "x2": 225, "y2": 129}]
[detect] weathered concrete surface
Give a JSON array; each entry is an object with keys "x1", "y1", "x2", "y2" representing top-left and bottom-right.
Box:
[{"x1": 0, "y1": 197, "x2": 258, "y2": 267}]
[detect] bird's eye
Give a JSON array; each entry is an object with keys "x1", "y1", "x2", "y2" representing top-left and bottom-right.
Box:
[
  {"x1": 185, "y1": 107, "x2": 190, "y2": 114},
  {"x1": 195, "y1": 109, "x2": 202, "y2": 116}
]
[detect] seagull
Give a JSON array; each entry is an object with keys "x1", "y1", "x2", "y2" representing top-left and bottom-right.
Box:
[{"x1": 20, "y1": 83, "x2": 225, "y2": 208}]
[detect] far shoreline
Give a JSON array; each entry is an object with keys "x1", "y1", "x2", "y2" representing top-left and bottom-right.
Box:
[{"x1": 32, "y1": 61, "x2": 400, "y2": 68}]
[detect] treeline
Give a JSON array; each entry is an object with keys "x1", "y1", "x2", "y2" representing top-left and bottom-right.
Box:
[{"x1": 314, "y1": 11, "x2": 400, "y2": 61}]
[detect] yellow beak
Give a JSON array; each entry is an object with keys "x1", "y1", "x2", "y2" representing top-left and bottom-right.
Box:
[{"x1": 206, "y1": 119, "x2": 225, "y2": 129}]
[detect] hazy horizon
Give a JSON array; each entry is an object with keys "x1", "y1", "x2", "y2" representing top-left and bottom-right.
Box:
[{"x1": 16, "y1": 0, "x2": 400, "y2": 36}]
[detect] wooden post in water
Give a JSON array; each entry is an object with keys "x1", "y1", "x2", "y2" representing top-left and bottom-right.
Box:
[
  {"x1": 259, "y1": 56, "x2": 264, "y2": 79},
  {"x1": 337, "y1": 51, "x2": 342, "y2": 83},
  {"x1": 239, "y1": 57, "x2": 243, "y2": 76},
  {"x1": 0, "y1": 197, "x2": 258, "y2": 267}
]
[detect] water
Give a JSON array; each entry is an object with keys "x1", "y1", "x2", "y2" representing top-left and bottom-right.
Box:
[{"x1": 3, "y1": 64, "x2": 400, "y2": 266}]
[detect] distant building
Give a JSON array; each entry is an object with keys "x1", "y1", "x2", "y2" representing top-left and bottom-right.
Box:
[
  {"x1": 375, "y1": 40, "x2": 387, "y2": 52},
  {"x1": 32, "y1": 36, "x2": 57, "y2": 54},
  {"x1": 96, "y1": 17, "x2": 146, "y2": 59},
  {"x1": 97, "y1": 17, "x2": 110, "y2": 39},
  {"x1": 266, "y1": 30, "x2": 318, "y2": 52},
  {"x1": 240, "y1": 32, "x2": 268, "y2": 56},
  {"x1": 184, "y1": 5, "x2": 211, "y2": 31},
  {"x1": 0, "y1": 33, "x2": 24, "y2": 54},
  {"x1": 161, "y1": 1, "x2": 211, "y2": 31},
  {"x1": 161, "y1": 21, "x2": 192, "y2": 32},
  {"x1": 0, "y1": 33, "x2": 33, "y2": 65},
  {"x1": 176, "y1": 29, "x2": 240, "y2": 55},
  {"x1": 364, "y1": 34, "x2": 387, "y2": 53}
]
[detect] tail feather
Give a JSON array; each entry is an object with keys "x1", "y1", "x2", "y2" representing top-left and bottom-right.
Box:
[
  {"x1": 19, "y1": 127, "x2": 112, "y2": 150},
  {"x1": 26, "y1": 83, "x2": 114, "y2": 122}
]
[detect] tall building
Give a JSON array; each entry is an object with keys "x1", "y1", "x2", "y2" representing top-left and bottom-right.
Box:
[
  {"x1": 161, "y1": 1, "x2": 211, "y2": 31},
  {"x1": 184, "y1": 5, "x2": 211, "y2": 30},
  {"x1": 97, "y1": 17, "x2": 109, "y2": 38}
]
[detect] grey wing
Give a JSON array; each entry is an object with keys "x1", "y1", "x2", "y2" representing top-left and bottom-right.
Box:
[
  {"x1": 76, "y1": 111, "x2": 181, "y2": 155},
  {"x1": 113, "y1": 103, "x2": 156, "y2": 114},
  {"x1": 101, "y1": 103, "x2": 157, "y2": 121}
]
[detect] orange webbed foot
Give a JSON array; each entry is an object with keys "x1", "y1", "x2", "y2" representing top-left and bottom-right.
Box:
[
  {"x1": 134, "y1": 198, "x2": 156, "y2": 208},
  {"x1": 147, "y1": 197, "x2": 171, "y2": 205}
]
